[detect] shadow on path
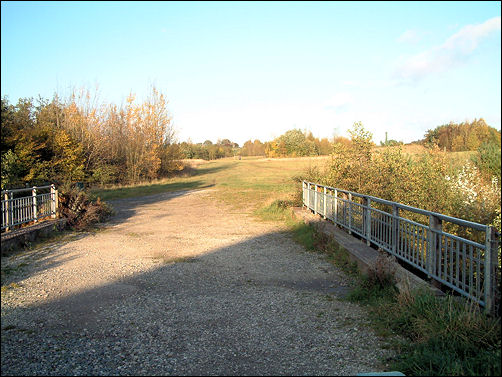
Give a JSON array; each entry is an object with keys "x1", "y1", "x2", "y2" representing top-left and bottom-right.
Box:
[{"x1": 1, "y1": 230, "x2": 383, "y2": 376}]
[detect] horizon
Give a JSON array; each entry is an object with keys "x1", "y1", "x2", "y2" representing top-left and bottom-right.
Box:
[{"x1": 1, "y1": 1, "x2": 500, "y2": 145}]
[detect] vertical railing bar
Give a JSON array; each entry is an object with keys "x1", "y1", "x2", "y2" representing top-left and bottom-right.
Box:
[
  {"x1": 399, "y1": 220, "x2": 404, "y2": 256},
  {"x1": 469, "y1": 244, "x2": 474, "y2": 297},
  {"x1": 442, "y1": 235, "x2": 447, "y2": 282},
  {"x1": 455, "y1": 239, "x2": 460, "y2": 288},
  {"x1": 392, "y1": 206, "x2": 399, "y2": 256},
  {"x1": 323, "y1": 186, "x2": 326, "y2": 220},
  {"x1": 378, "y1": 213, "x2": 382, "y2": 246},
  {"x1": 462, "y1": 243, "x2": 467, "y2": 291},
  {"x1": 412, "y1": 224, "x2": 417, "y2": 265},
  {"x1": 405, "y1": 222, "x2": 409, "y2": 258},
  {"x1": 307, "y1": 182, "x2": 310, "y2": 210},
  {"x1": 476, "y1": 246, "x2": 481, "y2": 302},
  {"x1": 484, "y1": 227, "x2": 492, "y2": 313},
  {"x1": 419, "y1": 225, "x2": 423, "y2": 266},
  {"x1": 391, "y1": 215, "x2": 395, "y2": 250}
]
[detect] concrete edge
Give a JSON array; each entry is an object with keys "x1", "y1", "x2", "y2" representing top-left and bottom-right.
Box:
[
  {"x1": 1, "y1": 218, "x2": 67, "y2": 255},
  {"x1": 292, "y1": 207, "x2": 443, "y2": 296}
]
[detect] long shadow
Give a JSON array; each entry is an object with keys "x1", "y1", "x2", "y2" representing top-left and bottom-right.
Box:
[
  {"x1": 94, "y1": 179, "x2": 213, "y2": 202},
  {"x1": 0, "y1": 231, "x2": 377, "y2": 376},
  {"x1": 190, "y1": 163, "x2": 231, "y2": 176}
]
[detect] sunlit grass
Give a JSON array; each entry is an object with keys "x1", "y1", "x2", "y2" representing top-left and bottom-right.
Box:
[{"x1": 91, "y1": 156, "x2": 329, "y2": 211}]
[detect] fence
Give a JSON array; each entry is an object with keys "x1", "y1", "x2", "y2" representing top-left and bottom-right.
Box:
[
  {"x1": 1, "y1": 185, "x2": 58, "y2": 232},
  {"x1": 302, "y1": 181, "x2": 500, "y2": 313}
]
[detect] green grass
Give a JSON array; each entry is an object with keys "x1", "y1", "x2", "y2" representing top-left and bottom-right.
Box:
[
  {"x1": 377, "y1": 290, "x2": 501, "y2": 376},
  {"x1": 91, "y1": 157, "x2": 327, "y2": 203}
]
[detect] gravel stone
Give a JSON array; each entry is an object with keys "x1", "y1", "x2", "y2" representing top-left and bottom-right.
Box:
[{"x1": 2, "y1": 189, "x2": 395, "y2": 375}]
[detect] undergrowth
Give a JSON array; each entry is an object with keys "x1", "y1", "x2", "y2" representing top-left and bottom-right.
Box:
[{"x1": 59, "y1": 185, "x2": 114, "y2": 230}]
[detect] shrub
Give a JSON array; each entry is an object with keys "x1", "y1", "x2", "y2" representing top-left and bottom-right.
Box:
[
  {"x1": 366, "y1": 253, "x2": 397, "y2": 289},
  {"x1": 58, "y1": 185, "x2": 113, "y2": 230}
]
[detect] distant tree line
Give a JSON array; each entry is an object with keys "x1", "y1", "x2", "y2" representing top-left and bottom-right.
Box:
[
  {"x1": 179, "y1": 129, "x2": 335, "y2": 160},
  {"x1": 422, "y1": 118, "x2": 501, "y2": 180},
  {"x1": 179, "y1": 139, "x2": 239, "y2": 160},
  {"x1": 423, "y1": 118, "x2": 500, "y2": 151}
]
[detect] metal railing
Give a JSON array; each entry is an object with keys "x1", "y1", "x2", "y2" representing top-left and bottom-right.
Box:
[
  {"x1": 1, "y1": 185, "x2": 59, "y2": 232},
  {"x1": 302, "y1": 181, "x2": 500, "y2": 313}
]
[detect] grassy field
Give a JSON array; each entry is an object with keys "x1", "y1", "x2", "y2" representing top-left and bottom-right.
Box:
[{"x1": 91, "y1": 156, "x2": 330, "y2": 212}]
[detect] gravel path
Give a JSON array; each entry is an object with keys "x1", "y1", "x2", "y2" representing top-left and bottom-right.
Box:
[{"x1": 1, "y1": 189, "x2": 393, "y2": 375}]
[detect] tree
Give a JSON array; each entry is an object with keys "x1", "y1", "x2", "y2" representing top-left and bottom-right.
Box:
[{"x1": 348, "y1": 121, "x2": 374, "y2": 191}]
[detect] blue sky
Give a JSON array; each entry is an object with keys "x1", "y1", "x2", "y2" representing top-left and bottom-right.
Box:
[{"x1": 1, "y1": 1, "x2": 500, "y2": 145}]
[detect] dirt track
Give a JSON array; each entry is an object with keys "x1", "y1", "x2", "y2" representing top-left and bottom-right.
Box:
[{"x1": 1, "y1": 189, "x2": 393, "y2": 375}]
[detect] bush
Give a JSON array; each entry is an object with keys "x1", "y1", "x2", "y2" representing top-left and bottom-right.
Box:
[{"x1": 58, "y1": 186, "x2": 113, "y2": 230}]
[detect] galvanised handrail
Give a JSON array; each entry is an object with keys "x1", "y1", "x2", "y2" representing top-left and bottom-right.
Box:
[
  {"x1": 302, "y1": 180, "x2": 500, "y2": 313},
  {"x1": 1, "y1": 184, "x2": 58, "y2": 232}
]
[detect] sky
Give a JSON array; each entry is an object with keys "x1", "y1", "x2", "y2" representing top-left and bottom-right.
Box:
[{"x1": 1, "y1": 1, "x2": 501, "y2": 145}]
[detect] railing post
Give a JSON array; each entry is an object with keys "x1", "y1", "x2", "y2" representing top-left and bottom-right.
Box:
[
  {"x1": 348, "y1": 192, "x2": 352, "y2": 235},
  {"x1": 302, "y1": 181, "x2": 305, "y2": 208},
  {"x1": 314, "y1": 184, "x2": 318, "y2": 215},
  {"x1": 428, "y1": 214, "x2": 442, "y2": 278},
  {"x1": 32, "y1": 186, "x2": 38, "y2": 223},
  {"x1": 50, "y1": 184, "x2": 56, "y2": 218},
  {"x1": 55, "y1": 188, "x2": 59, "y2": 218},
  {"x1": 307, "y1": 182, "x2": 310, "y2": 210},
  {"x1": 392, "y1": 205, "x2": 399, "y2": 255},
  {"x1": 333, "y1": 189, "x2": 338, "y2": 225},
  {"x1": 364, "y1": 197, "x2": 371, "y2": 246},
  {"x1": 323, "y1": 186, "x2": 327, "y2": 219},
  {"x1": 9, "y1": 192, "x2": 13, "y2": 229},
  {"x1": 4, "y1": 192, "x2": 10, "y2": 232},
  {"x1": 484, "y1": 226, "x2": 499, "y2": 314}
]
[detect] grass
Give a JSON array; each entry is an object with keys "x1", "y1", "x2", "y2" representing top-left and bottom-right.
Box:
[
  {"x1": 91, "y1": 157, "x2": 329, "y2": 210},
  {"x1": 373, "y1": 290, "x2": 501, "y2": 376}
]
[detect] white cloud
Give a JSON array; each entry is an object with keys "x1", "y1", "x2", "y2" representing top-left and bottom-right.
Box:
[
  {"x1": 393, "y1": 17, "x2": 501, "y2": 83},
  {"x1": 397, "y1": 29, "x2": 422, "y2": 44}
]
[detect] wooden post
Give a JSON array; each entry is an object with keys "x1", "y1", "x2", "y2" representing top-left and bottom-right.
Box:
[
  {"x1": 32, "y1": 186, "x2": 38, "y2": 223},
  {"x1": 428, "y1": 214, "x2": 442, "y2": 278},
  {"x1": 484, "y1": 226, "x2": 499, "y2": 314},
  {"x1": 364, "y1": 197, "x2": 371, "y2": 246},
  {"x1": 4, "y1": 192, "x2": 9, "y2": 232},
  {"x1": 392, "y1": 205, "x2": 399, "y2": 255}
]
